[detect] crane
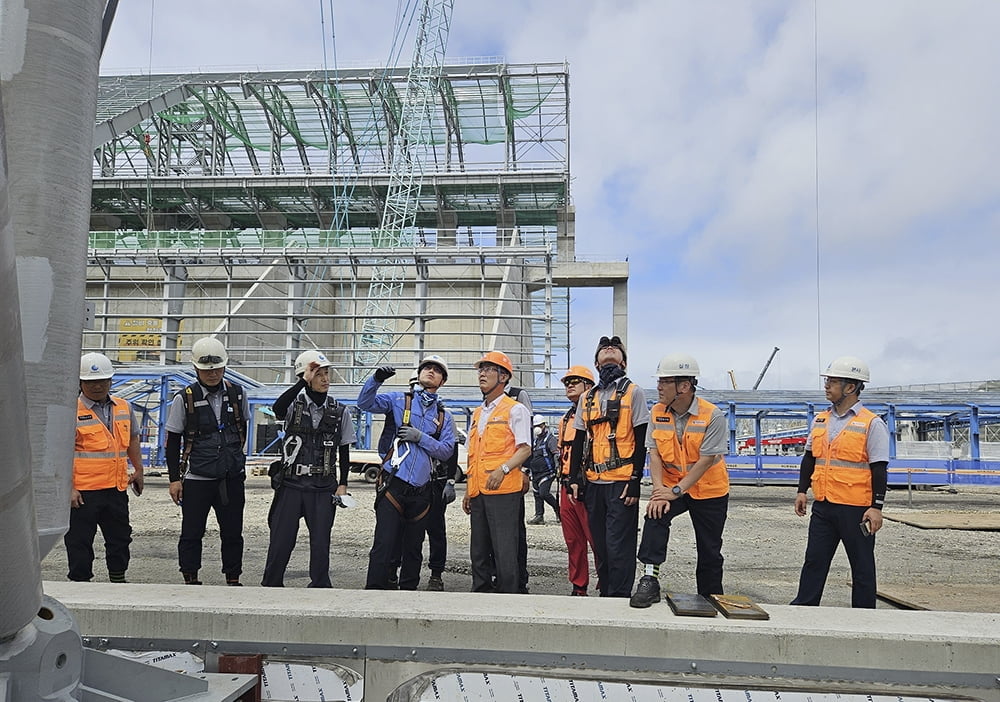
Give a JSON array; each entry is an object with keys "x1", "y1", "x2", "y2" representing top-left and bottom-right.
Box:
[
  {"x1": 354, "y1": 0, "x2": 455, "y2": 379},
  {"x1": 752, "y1": 346, "x2": 780, "y2": 391}
]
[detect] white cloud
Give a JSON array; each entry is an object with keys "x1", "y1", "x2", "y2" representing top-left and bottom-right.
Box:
[{"x1": 100, "y1": 0, "x2": 1000, "y2": 388}]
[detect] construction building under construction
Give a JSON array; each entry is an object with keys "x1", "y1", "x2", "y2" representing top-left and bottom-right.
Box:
[{"x1": 86, "y1": 61, "x2": 628, "y2": 387}]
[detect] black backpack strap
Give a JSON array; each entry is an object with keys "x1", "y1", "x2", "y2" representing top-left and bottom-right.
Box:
[
  {"x1": 224, "y1": 380, "x2": 246, "y2": 447},
  {"x1": 179, "y1": 384, "x2": 200, "y2": 475}
]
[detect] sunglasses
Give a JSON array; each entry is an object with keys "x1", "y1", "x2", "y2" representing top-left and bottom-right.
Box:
[
  {"x1": 197, "y1": 355, "x2": 224, "y2": 365},
  {"x1": 562, "y1": 378, "x2": 585, "y2": 387}
]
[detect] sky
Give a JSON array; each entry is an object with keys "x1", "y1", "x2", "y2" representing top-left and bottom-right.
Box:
[{"x1": 99, "y1": 0, "x2": 1000, "y2": 391}]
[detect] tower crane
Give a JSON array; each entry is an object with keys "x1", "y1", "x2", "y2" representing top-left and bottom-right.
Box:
[{"x1": 354, "y1": 0, "x2": 455, "y2": 379}]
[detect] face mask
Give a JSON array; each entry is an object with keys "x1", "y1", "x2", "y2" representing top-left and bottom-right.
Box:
[
  {"x1": 533, "y1": 426, "x2": 543, "y2": 437},
  {"x1": 598, "y1": 363, "x2": 625, "y2": 387}
]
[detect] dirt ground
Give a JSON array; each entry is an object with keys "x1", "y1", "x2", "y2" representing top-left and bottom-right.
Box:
[{"x1": 41, "y1": 477, "x2": 1000, "y2": 612}]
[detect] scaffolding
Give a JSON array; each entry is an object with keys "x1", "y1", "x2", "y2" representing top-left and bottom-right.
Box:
[{"x1": 87, "y1": 62, "x2": 624, "y2": 385}]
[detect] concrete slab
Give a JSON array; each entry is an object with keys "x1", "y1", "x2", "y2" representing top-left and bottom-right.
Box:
[
  {"x1": 42, "y1": 581, "x2": 1000, "y2": 701},
  {"x1": 884, "y1": 511, "x2": 1000, "y2": 530}
]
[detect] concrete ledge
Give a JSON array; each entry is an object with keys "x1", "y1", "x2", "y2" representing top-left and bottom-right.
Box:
[{"x1": 44, "y1": 582, "x2": 1000, "y2": 700}]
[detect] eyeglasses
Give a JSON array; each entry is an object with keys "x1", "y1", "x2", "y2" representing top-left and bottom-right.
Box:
[
  {"x1": 823, "y1": 377, "x2": 846, "y2": 387},
  {"x1": 197, "y1": 355, "x2": 224, "y2": 365},
  {"x1": 657, "y1": 378, "x2": 685, "y2": 386},
  {"x1": 477, "y1": 365, "x2": 499, "y2": 375},
  {"x1": 562, "y1": 378, "x2": 585, "y2": 387}
]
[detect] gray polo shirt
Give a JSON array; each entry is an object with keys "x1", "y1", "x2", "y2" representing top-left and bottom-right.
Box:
[
  {"x1": 804, "y1": 401, "x2": 890, "y2": 463},
  {"x1": 165, "y1": 383, "x2": 251, "y2": 480},
  {"x1": 646, "y1": 396, "x2": 728, "y2": 456},
  {"x1": 80, "y1": 394, "x2": 140, "y2": 437}
]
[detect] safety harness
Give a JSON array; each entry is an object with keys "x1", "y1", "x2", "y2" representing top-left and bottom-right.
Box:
[
  {"x1": 279, "y1": 396, "x2": 345, "y2": 477},
  {"x1": 583, "y1": 377, "x2": 633, "y2": 475},
  {"x1": 375, "y1": 391, "x2": 445, "y2": 520},
  {"x1": 179, "y1": 380, "x2": 245, "y2": 477}
]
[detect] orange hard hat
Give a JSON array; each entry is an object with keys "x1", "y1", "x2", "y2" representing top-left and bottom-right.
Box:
[
  {"x1": 561, "y1": 365, "x2": 595, "y2": 384},
  {"x1": 474, "y1": 350, "x2": 514, "y2": 375}
]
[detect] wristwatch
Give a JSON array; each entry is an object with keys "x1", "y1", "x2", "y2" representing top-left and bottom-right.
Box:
[
  {"x1": 671, "y1": 485, "x2": 683, "y2": 497},
  {"x1": 500, "y1": 464, "x2": 511, "y2": 475}
]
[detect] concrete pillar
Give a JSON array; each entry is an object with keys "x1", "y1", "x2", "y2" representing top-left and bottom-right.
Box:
[
  {"x1": 437, "y1": 208, "x2": 457, "y2": 247},
  {"x1": 613, "y1": 280, "x2": 628, "y2": 346},
  {"x1": 556, "y1": 206, "x2": 575, "y2": 262},
  {"x1": 497, "y1": 208, "x2": 515, "y2": 247},
  {"x1": 162, "y1": 264, "x2": 187, "y2": 364}
]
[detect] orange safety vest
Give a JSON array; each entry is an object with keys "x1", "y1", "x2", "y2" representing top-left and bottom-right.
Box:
[
  {"x1": 73, "y1": 396, "x2": 132, "y2": 491},
  {"x1": 810, "y1": 407, "x2": 876, "y2": 507},
  {"x1": 558, "y1": 407, "x2": 578, "y2": 476},
  {"x1": 467, "y1": 395, "x2": 523, "y2": 497},
  {"x1": 581, "y1": 381, "x2": 638, "y2": 482},
  {"x1": 650, "y1": 397, "x2": 729, "y2": 499}
]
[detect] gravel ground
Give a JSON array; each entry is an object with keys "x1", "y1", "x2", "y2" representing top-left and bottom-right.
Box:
[{"x1": 41, "y1": 477, "x2": 1000, "y2": 611}]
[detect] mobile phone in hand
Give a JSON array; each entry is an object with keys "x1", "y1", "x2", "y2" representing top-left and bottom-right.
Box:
[{"x1": 859, "y1": 519, "x2": 872, "y2": 536}]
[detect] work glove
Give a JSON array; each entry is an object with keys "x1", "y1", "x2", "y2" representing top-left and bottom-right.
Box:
[
  {"x1": 624, "y1": 476, "x2": 642, "y2": 500},
  {"x1": 567, "y1": 473, "x2": 586, "y2": 500},
  {"x1": 396, "y1": 425, "x2": 423, "y2": 443},
  {"x1": 441, "y1": 481, "x2": 456, "y2": 505},
  {"x1": 374, "y1": 365, "x2": 396, "y2": 383}
]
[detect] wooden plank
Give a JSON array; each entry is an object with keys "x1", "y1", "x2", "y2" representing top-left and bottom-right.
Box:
[
  {"x1": 876, "y1": 583, "x2": 1000, "y2": 612},
  {"x1": 884, "y1": 511, "x2": 1000, "y2": 530}
]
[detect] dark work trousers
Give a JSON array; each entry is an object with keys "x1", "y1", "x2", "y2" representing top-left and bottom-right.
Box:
[
  {"x1": 637, "y1": 493, "x2": 729, "y2": 596},
  {"x1": 261, "y1": 485, "x2": 336, "y2": 587},
  {"x1": 531, "y1": 473, "x2": 560, "y2": 519},
  {"x1": 469, "y1": 492, "x2": 524, "y2": 594},
  {"x1": 391, "y1": 478, "x2": 447, "y2": 577},
  {"x1": 65, "y1": 488, "x2": 131, "y2": 581},
  {"x1": 792, "y1": 498, "x2": 876, "y2": 608},
  {"x1": 560, "y1": 483, "x2": 597, "y2": 592},
  {"x1": 177, "y1": 473, "x2": 246, "y2": 579},
  {"x1": 366, "y1": 474, "x2": 431, "y2": 590},
  {"x1": 584, "y1": 481, "x2": 639, "y2": 597}
]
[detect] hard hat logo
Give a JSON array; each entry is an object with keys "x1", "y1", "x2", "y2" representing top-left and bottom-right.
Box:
[
  {"x1": 821, "y1": 355, "x2": 870, "y2": 383},
  {"x1": 294, "y1": 349, "x2": 333, "y2": 377}
]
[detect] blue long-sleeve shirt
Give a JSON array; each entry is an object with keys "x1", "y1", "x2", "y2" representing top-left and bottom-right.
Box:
[{"x1": 357, "y1": 377, "x2": 456, "y2": 486}]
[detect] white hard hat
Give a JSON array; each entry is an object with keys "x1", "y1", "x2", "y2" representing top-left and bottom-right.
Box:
[
  {"x1": 294, "y1": 349, "x2": 332, "y2": 377},
  {"x1": 532, "y1": 414, "x2": 547, "y2": 427},
  {"x1": 655, "y1": 353, "x2": 700, "y2": 378},
  {"x1": 418, "y1": 354, "x2": 449, "y2": 381},
  {"x1": 80, "y1": 352, "x2": 115, "y2": 380},
  {"x1": 821, "y1": 356, "x2": 870, "y2": 383},
  {"x1": 191, "y1": 337, "x2": 228, "y2": 370}
]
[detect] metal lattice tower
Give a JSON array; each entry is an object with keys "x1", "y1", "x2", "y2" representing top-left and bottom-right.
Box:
[{"x1": 356, "y1": 0, "x2": 455, "y2": 375}]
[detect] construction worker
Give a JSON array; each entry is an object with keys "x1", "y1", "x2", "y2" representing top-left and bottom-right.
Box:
[
  {"x1": 358, "y1": 354, "x2": 455, "y2": 590},
  {"x1": 165, "y1": 337, "x2": 249, "y2": 586},
  {"x1": 66, "y1": 353, "x2": 144, "y2": 583},
  {"x1": 792, "y1": 356, "x2": 889, "y2": 609},
  {"x1": 557, "y1": 365, "x2": 599, "y2": 596},
  {"x1": 261, "y1": 350, "x2": 354, "y2": 587},
  {"x1": 463, "y1": 351, "x2": 532, "y2": 594},
  {"x1": 526, "y1": 414, "x2": 560, "y2": 525},
  {"x1": 568, "y1": 335, "x2": 649, "y2": 598},
  {"x1": 630, "y1": 354, "x2": 730, "y2": 607}
]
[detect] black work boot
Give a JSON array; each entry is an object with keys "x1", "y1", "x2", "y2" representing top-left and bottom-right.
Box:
[
  {"x1": 527, "y1": 515, "x2": 544, "y2": 525},
  {"x1": 427, "y1": 573, "x2": 444, "y2": 592},
  {"x1": 109, "y1": 571, "x2": 127, "y2": 584},
  {"x1": 629, "y1": 575, "x2": 661, "y2": 608},
  {"x1": 182, "y1": 572, "x2": 202, "y2": 585}
]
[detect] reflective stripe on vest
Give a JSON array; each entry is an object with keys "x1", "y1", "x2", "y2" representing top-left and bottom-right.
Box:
[
  {"x1": 650, "y1": 396, "x2": 728, "y2": 499},
  {"x1": 581, "y1": 382, "x2": 637, "y2": 482},
  {"x1": 467, "y1": 395, "x2": 522, "y2": 497},
  {"x1": 74, "y1": 396, "x2": 131, "y2": 491},
  {"x1": 810, "y1": 408, "x2": 876, "y2": 506}
]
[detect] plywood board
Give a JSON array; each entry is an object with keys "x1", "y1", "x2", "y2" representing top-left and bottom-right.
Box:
[
  {"x1": 876, "y1": 583, "x2": 1000, "y2": 612},
  {"x1": 884, "y1": 511, "x2": 1000, "y2": 530}
]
